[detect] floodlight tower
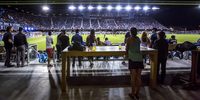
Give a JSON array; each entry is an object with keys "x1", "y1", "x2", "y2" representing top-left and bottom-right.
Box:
[
  {"x1": 68, "y1": 5, "x2": 76, "y2": 11},
  {"x1": 42, "y1": 5, "x2": 49, "y2": 11},
  {"x1": 78, "y1": 5, "x2": 85, "y2": 11}
]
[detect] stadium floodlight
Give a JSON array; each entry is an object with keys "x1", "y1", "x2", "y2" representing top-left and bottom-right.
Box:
[
  {"x1": 31, "y1": 28, "x2": 34, "y2": 30},
  {"x1": 115, "y1": 5, "x2": 122, "y2": 11},
  {"x1": 152, "y1": 6, "x2": 160, "y2": 10},
  {"x1": 88, "y1": 5, "x2": 94, "y2": 10},
  {"x1": 107, "y1": 5, "x2": 113, "y2": 11},
  {"x1": 97, "y1": 5, "x2": 103, "y2": 11},
  {"x1": 69, "y1": 5, "x2": 76, "y2": 11},
  {"x1": 42, "y1": 5, "x2": 49, "y2": 11},
  {"x1": 25, "y1": 27, "x2": 27, "y2": 30},
  {"x1": 78, "y1": 5, "x2": 85, "y2": 11},
  {"x1": 28, "y1": 27, "x2": 31, "y2": 30},
  {"x1": 125, "y1": 5, "x2": 132, "y2": 11},
  {"x1": 198, "y1": 5, "x2": 200, "y2": 8},
  {"x1": 134, "y1": 6, "x2": 141, "y2": 11},
  {"x1": 143, "y1": 6, "x2": 150, "y2": 11}
]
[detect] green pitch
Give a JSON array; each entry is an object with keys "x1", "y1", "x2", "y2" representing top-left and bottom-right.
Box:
[
  {"x1": 0, "y1": 34, "x2": 199, "y2": 50},
  {"x1": 27, "y1": 34, "x2": 200, "y2": 50}
]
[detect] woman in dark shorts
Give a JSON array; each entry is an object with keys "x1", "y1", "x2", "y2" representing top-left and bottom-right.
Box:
[{"x1": 126, "y1": 27, "x2": 144, "y2": 100}]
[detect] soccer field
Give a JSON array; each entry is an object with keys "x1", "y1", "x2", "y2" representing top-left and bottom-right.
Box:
[{"x1": 26, "y1": 34, "x2": 200, "y2": 50}]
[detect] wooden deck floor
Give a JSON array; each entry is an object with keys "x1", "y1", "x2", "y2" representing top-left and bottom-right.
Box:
[{"x1": 0, "y1": 59, "x2": 199, "y2": 100}]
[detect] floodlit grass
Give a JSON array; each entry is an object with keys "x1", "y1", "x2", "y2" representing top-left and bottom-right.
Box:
[
  {"x1": 26, "y1": 34, "x2": 200, "y2": 50},
  {"x1": 0, "y1": 34, "x2": 199, "y2": 50}
]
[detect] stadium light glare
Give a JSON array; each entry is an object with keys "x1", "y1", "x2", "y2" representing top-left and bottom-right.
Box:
[
  {"x1": 152, "y1": 6, "x2": 160, "y2": 10},
  {"x1": 88, "y1": 5, "x2": 94, "y2": 10},
  {"x1": 125, "y1": 5, "x2": 132, "y2": 11},
  {"x1": 78, "y1": 5, "x2": 85, "y2": 11},
  {"x1": 116, "y1": 5, "x2": 122, "y2": 11},
  {"x1": 198, "y1": 5, "x2": 200, "y2": 8},
  {"x1": 107, "y1": 5, "x2": 113, "y2": 11},
  {"x1": 42, "y1": 5, "x2": 49, "y2": 11},
  {"x1": 69, "y1": 5, "x2": 76, "y2": 11},
  {"x1": 97, "y1": 5, "x2": 103, "y2": 11},
  {"x1": 143, "y1": 6, "x2": 150, "y2": 11},
  {"x1": 134, "y1": 6, "x2": 141, "y2": 11}
]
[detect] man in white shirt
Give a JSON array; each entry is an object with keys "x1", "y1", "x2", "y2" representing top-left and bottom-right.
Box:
[
  {"x1": 46, "y1": 31, "x2": 54, "y2": 67},
  {"x1": 104, "y1": 37, "x2": 111, "y2": 60},
  {"x1": 104, "y1": 37, "x2": 111, "y2": 46}
]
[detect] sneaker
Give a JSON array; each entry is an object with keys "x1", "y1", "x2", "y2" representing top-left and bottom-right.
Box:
[
  {"x1": 78, "y1": 63, "x2": 82, "y2": 66},
  {"x1": 7, "y1": 64, "x2": 15, "y2": 67},
  {"x1": 72, "y1": 64, "x2": 75, "y2": 67},
  {"x1": 48, "y1": 64, "x2": 53, "y2": 67},
  {"x1": 90, "y1": 63, "x2": 94, "y2": 68},
  {"x1": 135, "y1": 94, "x2": 139, "y2": 100},
  {"x1": 128, "y1": 93, "x2": 135, "y2": 100},
  {"x1": 122, "y1": 61, "x2": 126, "y2": 65}
]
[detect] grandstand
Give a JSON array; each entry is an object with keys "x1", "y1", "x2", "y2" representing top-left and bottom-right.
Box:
[{"x1": 0, "y1": 6, "x2": 167, "y2": 31}]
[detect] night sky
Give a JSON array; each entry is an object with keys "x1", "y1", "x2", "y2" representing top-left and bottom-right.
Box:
[{"x1": 152, "y1": 6, "x2": 200, "y2": 29}]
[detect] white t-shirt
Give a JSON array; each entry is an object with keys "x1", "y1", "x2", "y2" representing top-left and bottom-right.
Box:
[
  {"x1": 104, "y1": 40, "x2": 111, "y2": 46},
  {"x1": 46, "y1": 35, "x2": 53, "y2": 49}
]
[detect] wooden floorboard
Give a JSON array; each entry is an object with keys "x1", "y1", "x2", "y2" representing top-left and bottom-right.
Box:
[{"x1": 0, "y1": 59, "x2": 199, "y2": 100}]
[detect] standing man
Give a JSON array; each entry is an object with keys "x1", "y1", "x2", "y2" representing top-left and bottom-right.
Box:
[
  {"x1": 59, "y1": 30, "x2": 70, "y2": 51},
  {"x1": 14, "y1": 27, "x2": 28, "y2": 67},
  {"x1": 56, "y1": 30, "x2": 69, "y2": 62},
  {"x1": 46, "y1": 31, "x2": 54, "y2": 67},
  {"x1": 71, "y1": 29, "x2": 83, "y2": 67},
  {"x1": 153, "y1": 31, "x2": 169, "y2": 84},
  {"x1": 150, "y1": 28, "x2": 158, "y2": 48},
  {"x1": 3, "y1": 26, "x2": 14, "y2": 67},
  {"x1": 56, "y1": 31, "x2": 62, "y2": 62}
]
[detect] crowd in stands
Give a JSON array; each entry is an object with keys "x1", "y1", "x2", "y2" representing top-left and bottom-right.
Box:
[
  {"x1": 56, "y1": 17, "x2": 167, "y2": 30},
  {"x1": 0, "y1": 8, "x2": 168, "y2": 30},
  {"x1": 0, "y1": 8, "x2": 51, "y2": 30}
]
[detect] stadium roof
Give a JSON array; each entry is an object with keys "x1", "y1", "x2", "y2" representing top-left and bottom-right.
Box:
[{"x1": 0, "y1": 0, "x2": 200, "y2": 5}]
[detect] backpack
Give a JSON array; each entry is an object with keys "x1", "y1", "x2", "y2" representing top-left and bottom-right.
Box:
[
  {"x1": 38, "y1": 52, "x2": 48, "y2": 63},
  {"x1": 176, "y1": 41, "x2": 197, "y2": 52},
  {"x1": 68, "y1": 42, "x2": 86, "y2": 51}
]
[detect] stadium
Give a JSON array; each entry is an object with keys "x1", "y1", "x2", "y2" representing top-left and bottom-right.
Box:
[
  {"x1": 0, "y1": 0, "x2": 200, "y2": 100},
  {"x1": 0, "y1": 4, "x2": 200, "y2": 50}
]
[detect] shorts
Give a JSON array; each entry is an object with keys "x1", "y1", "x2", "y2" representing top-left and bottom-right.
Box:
[
  {"x1": 46, "y1": 48, "x2": 53, "y2": 58},
  {"x1": 128, "y1": 60, "x2": 144, "y2": 69}
]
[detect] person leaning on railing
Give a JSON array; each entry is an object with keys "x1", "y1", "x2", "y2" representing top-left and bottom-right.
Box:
[
  {"x1": 126, "y1": 27, "x2": 144, "y2": 100},
  {"x1": 56, "y1": 30, "x2": 70, "y2": 62},
  {"x1": 86, "y1": 29, "x2": 97, "y2": 67},
  {"x1": 71, "y1": 29, "x2": 83, "y2": 67},
  {"x1": 141, "y1": 31, "x2": 151, "y2": 64}
]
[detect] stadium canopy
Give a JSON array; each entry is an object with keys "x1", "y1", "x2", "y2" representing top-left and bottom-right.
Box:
[{"x1": 0, "y1": 0, "x2": 200, "y2": 5}]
